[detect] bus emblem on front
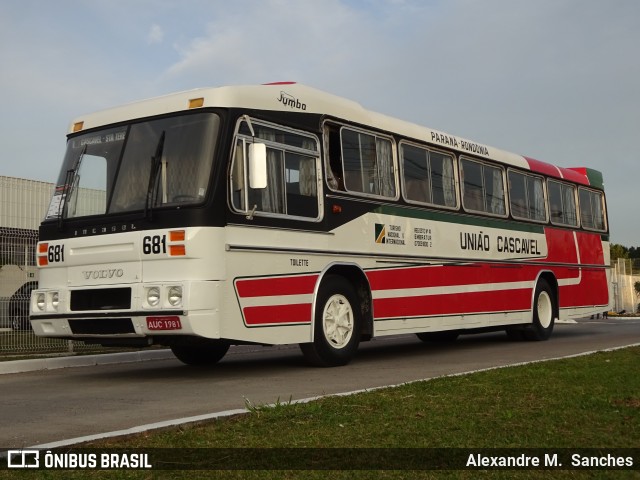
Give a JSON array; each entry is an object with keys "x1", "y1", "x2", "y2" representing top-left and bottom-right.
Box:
[{"x1": 82, "y1": 269, "x2": 124, "y2": 280}]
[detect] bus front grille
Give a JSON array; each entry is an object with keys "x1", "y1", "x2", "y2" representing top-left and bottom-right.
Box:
[{"x1": 70, "y1": 288, "x2": 132, "y2": 311}]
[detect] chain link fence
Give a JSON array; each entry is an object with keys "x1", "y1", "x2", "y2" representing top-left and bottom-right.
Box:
[
  {"x1": 610, "y1": 258, "x2": 640, "y2": 315},
  {"x1": 0, "y1": 176, "x2": 108, "y2": 357}
]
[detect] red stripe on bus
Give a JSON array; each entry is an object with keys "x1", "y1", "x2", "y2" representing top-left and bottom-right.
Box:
[
  {"x1": 373, "y1": 288, "x2": 532, "y2": 319},
  {"x1": 367, "y1": 261, "x2": 549, "y2": 292},
  {"x1": 243, "y1": 303, "x2": 313, "y2": 325},
  {"x1": 525, "y1": 157, "x2": 560, "y2": 178},
  {"x1": 236, "y1": 274, "x2": 319, "y2": 298},
  {"x1": 525, "y1": 157, "x2": 589, "y2": 185}
]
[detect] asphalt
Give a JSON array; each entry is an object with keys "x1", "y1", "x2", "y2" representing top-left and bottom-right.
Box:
[{"x1": 1, "y1": 316, "x2": 637, "y2": 376}]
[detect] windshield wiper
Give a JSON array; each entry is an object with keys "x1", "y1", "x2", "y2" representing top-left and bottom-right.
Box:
[
  {"x1": 57, "y1": 144, "x2": 87, "y2": 229},
  {"x1": 145, "y1": 131, "x2": 165, "y2": 221}
]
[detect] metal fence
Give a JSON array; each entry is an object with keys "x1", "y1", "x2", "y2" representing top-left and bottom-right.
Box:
[
  {"x1": 610, "y1": 258, "x2": 640, "y2": 314},
  {"x1": 0, "y1": 176, "x2": 109, "y2": 356},
  {"x1": 0, "y1": 226, "x2": 107, "y2": 356}
]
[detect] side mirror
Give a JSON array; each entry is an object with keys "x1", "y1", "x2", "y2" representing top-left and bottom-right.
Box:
[{"x1": 248, "y1": 143, "x2": 267, "y2": 189}]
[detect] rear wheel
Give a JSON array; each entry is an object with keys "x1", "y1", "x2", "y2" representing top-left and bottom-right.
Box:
[
  {"x1": 523, "y1": 279, "x2": 556, "y2": 341},
  {"x1": 300, "y1": 275, "x2": 361, "y2": 367},
  {"x1": 171, "y1": 340, "x2": 230, "y2": 366}
]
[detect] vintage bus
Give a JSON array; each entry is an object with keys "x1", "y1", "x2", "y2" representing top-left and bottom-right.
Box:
[{"x1": 30, "y1": 82, "x2": 610, "y2": 366}]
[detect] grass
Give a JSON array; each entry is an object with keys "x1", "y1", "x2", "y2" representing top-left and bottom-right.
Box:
[{"x1": 3, "y1": 347, "x2": 639, "y2": 479}]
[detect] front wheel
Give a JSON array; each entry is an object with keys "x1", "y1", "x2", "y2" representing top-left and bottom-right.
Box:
[
  {"x1": 171, "y1": 340, "x2": 230, "y2": 366},
  {"x1": 299, "y1": 275, "x2": 361, "y2": 367},
  {"x1": 523, "y1": 279, "x2": 556, "y2": 341}
]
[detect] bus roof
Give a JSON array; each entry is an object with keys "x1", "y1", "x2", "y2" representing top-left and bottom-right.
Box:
[{"x1": 69, "y1": 82, "x2": 603, "y2": 189}]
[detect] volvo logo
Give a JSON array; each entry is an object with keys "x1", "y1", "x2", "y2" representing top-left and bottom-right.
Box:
[{"x1": 82, "y1": 269, "x2": 124, "y2": 280}]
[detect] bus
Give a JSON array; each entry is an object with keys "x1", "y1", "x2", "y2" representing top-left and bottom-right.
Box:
[{"x1": 30, "y1": 82, "x2": 611, "y2": 367}]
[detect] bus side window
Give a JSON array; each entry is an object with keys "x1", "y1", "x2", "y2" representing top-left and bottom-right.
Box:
[
  {"x1": 579, "y1": 187, "x2": 606, "y2": 231},
  {"x1": 231, "y1": 117, "x2": 321, "y2": 220},
  {"x1": 509, "y1": 169, "x2": 546, "y2": 222},
  {"x1": 461, "y1": 159, "x2": 484, "y2": 212},
  {"x1": 548, "y1": 179, "x2": 577, "y2": 227},
  {"x1": 325, "y1": 127, "x2": 345, "y2": 191},
  {"x1": 339, "y1": 127, "x2": 396, "y2": 198},
  {"x1": 461, "y1": 158, "x2": 505, "y2": 216},
  {"x1": 231, "y1": 139, "x2": 246, "y2": 211}
]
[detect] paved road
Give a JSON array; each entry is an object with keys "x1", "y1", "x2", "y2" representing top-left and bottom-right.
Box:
[{"x1": 1, "y1": 317, "x2": 639, "y2": 448}]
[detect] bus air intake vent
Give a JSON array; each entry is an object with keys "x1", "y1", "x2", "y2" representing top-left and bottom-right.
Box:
[{"x1": 70, "y1": 288, "x2": 132, "y2": 311}]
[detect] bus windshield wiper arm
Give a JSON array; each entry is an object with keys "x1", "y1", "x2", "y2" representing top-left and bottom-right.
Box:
[
  {"x1": 145, "y1": 131, "x2": 166, "y2": 221},
  {"x1": 57, "y1": 144, "x2": 87, "y2": 229}
]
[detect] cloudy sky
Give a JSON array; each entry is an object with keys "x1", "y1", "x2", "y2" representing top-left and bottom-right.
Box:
[{"x1": 1, "y1": 0, "x2": 638, "y2": 245}]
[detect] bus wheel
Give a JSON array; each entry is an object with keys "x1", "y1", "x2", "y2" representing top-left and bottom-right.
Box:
[
  {"x1": 171, "y1": 340, "x2": 230, "y2": 366},
  {"x1": 416, "y1": 331, "x2": 459, "y2": 342},
  {"x1": 523, "y1": 279, "x2": 556, "y2": 341},
  {"x1": 300, "y1": 275, "x2": 361, "y2": 367}
]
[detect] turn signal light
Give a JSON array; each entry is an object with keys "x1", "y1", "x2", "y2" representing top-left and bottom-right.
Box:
[
  {"x1": 168, "y1": 230, "x2": 186, "y2": 256},
  {"x1": 37, "y1": 243, "x2": 49, "y2": 266}
]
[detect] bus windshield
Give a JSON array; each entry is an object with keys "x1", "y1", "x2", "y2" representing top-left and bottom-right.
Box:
[{"x1": 48, "y1": 112, "x2": 220, "y2": 219}]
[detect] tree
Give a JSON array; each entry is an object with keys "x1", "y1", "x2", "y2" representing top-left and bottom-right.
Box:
[{"x1": 610, "y1": 244, "x2": 629, "y2": 261}]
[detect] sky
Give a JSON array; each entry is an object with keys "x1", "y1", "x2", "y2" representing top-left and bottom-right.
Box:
[{"x1": 1, "y1": 0, "x2": 638, "y2": 245}]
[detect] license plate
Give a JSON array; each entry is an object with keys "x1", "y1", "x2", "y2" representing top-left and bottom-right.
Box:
[{"x1": 146, "y1": 316, "x2": 182, "y2": 330}]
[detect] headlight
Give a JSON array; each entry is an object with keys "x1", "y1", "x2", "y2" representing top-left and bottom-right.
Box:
[
  {"x1": 51, "y1": 292, "x2": 59, "y2": 310},
  {"x1": 147, "y1": 287, "x2": 160, "y2": 307},
  {"x1": 168, "y1": 286, "x2": 182, "y2": 307},
  {"x1": 36, "y1": 293, "x2": 46, "y2": 311}
]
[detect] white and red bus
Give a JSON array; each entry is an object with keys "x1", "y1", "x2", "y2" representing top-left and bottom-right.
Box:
[{"x1": 30, "y1": 82, "x2": 610, "y2": 366}]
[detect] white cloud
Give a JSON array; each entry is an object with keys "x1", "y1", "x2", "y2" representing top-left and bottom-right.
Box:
[
  {"x1": 147, "y1": 24, "x2": 164, "y2": 45},
  {"x1": 164, "y1": 0, "x2": 380, "y2": 88}
]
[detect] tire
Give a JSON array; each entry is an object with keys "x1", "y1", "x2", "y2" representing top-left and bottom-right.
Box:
[
  {"x1": 416, "y1": 331, "x2": 459, "y2": 343},
  {"x1": 523, "y1": 279, "x2": 556, "y2": 341},
  {"x1": 171, "y1": 340, "x2": 230, "y2": 366},
  {"x1": 299, "y1": 275, "x2": 361, "y2": 367}
]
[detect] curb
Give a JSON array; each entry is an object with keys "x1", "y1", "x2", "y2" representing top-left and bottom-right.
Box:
[{"x1": 0, "y1": 349, "x2": 175, "y2": 375}]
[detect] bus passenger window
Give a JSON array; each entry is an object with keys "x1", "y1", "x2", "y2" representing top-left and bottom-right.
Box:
[
  {"x1": 508, "y1": 170, "x2": 546, "y2": 222},
  {"x1": 339, "y1": 127, "x2": 395, "y2": 198},
  {"x1": 461, "y1": 159, "x2": 484, "y2": 212},
  {"x1": 548, "y1": 179, "x2": 577, "y2": 227},
  {"x1": 401, "y1": 144, "x2": 431, "y2": 203},
  {"x1": 461, "y1": 158, "x2": 505, "y2": 216},
  {"x1": 579, "y1": 187, "x2": 606, "y2": 231}
]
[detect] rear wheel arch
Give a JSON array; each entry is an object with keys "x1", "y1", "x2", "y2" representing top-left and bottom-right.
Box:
[
  {"x1": 313, "y1": 263, "x2": 373, "y2": 340},
  {"x1": 536, "y1": 271, "x2": 559, "y2": 319},
  {"x1": 506, "y1": 271, "x2": 558, "y2": 341},
  {"x1": 523, "y1": 273, "x2": 558, "y2": 341}
]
